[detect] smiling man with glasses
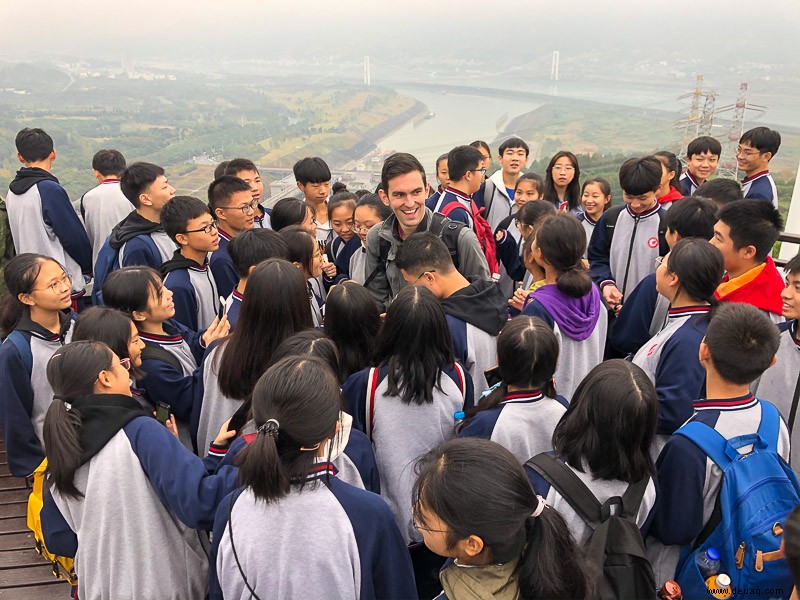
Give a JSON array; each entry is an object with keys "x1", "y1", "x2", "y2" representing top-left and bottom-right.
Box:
[{"x1": 737, "y1": 127, "x2": 782, "y2": 209}]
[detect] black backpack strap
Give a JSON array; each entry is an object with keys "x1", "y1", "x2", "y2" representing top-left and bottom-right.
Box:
[
  {"x1": 429, "y1": 213, "x2": 464, "y2": 270},
  {"x1": 141, "y1": 345, "x2": 183, "y2": 372},
  {"x1": 526, "y1": 454, "x2": 602, "y2": 529},
  {"x1": 789, "y1": 370, "x2": 800, "y2": 435},
  {"x1": 619, "y1": 476, "x2": 650, "y2": 520},
  {"x1": 482, "y1": 178, "x2": 496, "y2": 216},
  {"x1": 603, "y1": 205, "x2": 625, "y2": 255}
]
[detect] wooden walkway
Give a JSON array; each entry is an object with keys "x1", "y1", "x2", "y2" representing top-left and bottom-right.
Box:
[{"x1": 0, "y1": 441, "x2": 70, "y2": 599}]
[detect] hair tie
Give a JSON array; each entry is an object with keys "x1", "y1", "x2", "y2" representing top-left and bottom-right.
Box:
[
  {"x1": 531, "y1": 495, "x2": 547, "y2": 518},
  {"x1": 53, "y1": 395, "x2": 72, "y2": 411},
  {"x1": 300, "y1": 442, "x2": 321, "y2": 452},
  {"x1": 257, "y1": 418, "x2": 280, "y2": 439}
]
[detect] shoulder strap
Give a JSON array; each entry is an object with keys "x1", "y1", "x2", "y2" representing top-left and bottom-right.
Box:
[
  {"x1": 365, "y1": 367, "x2": 379, "y2": 441},
  {"x1": 439, "y1": 201, "x2": 459, "y2": 218},
  {"x1": 756, "y1": 400, "x2": 781, "y2": 451},
  {"x1": 675, "y1": 421, "x2": 737, "y2": 470},
  {"x1": 789, "y1": 373, "x2": 800, "y2": 435},
  {"x1": 526, "y1": 454, "x2": 602, "y2": 528},
  {"x1": 620, "y1": 476, "x2": 650, "y2": 519},
  {"x1": 6, "y1": 330, "x2": 32, "y2": 377},
  {"x1": 483, "y1": 178, "x2": 496, "y2": 215},
  {"x1": 603, "y1": 205, "x2": 625, "y2": 252},
  {"x1": 140, "y1": 345, "x2": 183, "y2": 373},
  {"x1": 453, "y1": 362, "x2": 467, "y2": 403}
]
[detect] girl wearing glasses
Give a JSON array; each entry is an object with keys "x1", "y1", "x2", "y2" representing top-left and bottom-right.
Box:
[
  {"x1": 543, "y1": 150, "x2": 582, "y2": 214},
  {"x1": 39, "y1": 340, "x2": 239, "y2": 600},
  {"x1": 0, "y1": 253, "x2": 76, "y2": 477},
  {"x1": 334, "y1": 193, "x2": 391, "y2": 285}
]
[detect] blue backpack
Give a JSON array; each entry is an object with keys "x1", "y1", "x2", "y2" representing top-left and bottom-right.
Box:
[
  {"x1": 92, "y1": 235, "x2": 159, "y2": 305},
  {"x1": 4, "y1": 330, "x2": 33, "y2": 375},
  {"x1": 674, "y1": 401, "x2": 799, "y2": 599}
]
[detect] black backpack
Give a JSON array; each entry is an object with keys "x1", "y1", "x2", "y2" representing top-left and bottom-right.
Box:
[{"x1": 527, "y1": 454, "x2": 656, "y2": 600}]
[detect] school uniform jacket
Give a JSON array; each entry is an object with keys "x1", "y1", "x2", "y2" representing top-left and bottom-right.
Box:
[
  {"x1": 647, "y1": 395, "x2": 790, "y2": 586},
  {"x1": 107, "y1": 210, "x2": 176, "y2": 270},
  {"x1": 578, "y1": 213, "x2": 598, "y2": 258},
  {"x1": 610, "y1": 272, "x2": 670, "y2": 357},
  {"x1": 442, "y1": 279, "x2": 507, "y2": 401},
  {"x1": 753, "y1": 321, "x2": 800, "y2": 473},
  {"x1": 433, "y1": 187, "x2": 474, "y2": 229},
  {"x1": 588, "y1": 203, "x2": 664, "y2": 299},
  {"x1": 522, "y1": 284, "x2": 607, "y2": 401},
  {"x1": 5, "y1": 168, "x2": 92, "y2": 297},
  {"x1": 41, "y1": 407, "x2": 238, "y2": 600},
  {"x1": 633, "y1": 306, "x2": 711, "y2": 444},
  {"x1": 458, "y1": 389, "x2": 568, "y2": 464},
  {"x1": 526, "y1": 455, "x2": 657, "y2": 546},
  {"x1": 325, "y1": 235, "x2": 362, "y2": 288},
  {"x1": 79, "y1": 179, "x2": 134, "y2": 268},
  {"x1": 194, "y1": 341, "x2": 239, "y2": 455},
  {"x1": 342, "y1": 364, "x2": 472, "y2": 544},
  {"x1": 209, "y1": 462, "x2": 416, "y2": 600},
  {"x1": 715, "y1": 256, "x2": 784, "y2": 322},
  {"x1": 0, "y1": 312, "x2": 74, "y2": 476},
  {"x1": 679, "y1": 171, "x2": 701, "y2": 197},
  {"x1": 742, "y1": 170, "x2": 778, "y2": 209},
  {"x1": 657, "y1": 186, "x2": 684, "y2": 211},
  {"x1": 209, "y1": 229, "x2": 238, "y2": 300},
  {"x1": 334, "y1": 240, "x2": 368, "y2": 285},
  {"x1": 478, "y1": 171, "x2": 515, "y2": 231},
  {"x1": 494, "y1": 213, "x2": 524, "y2": 299},
  {"x1": 161, "y1": 251, "x2": 220, "y2": 331},
  {"x1": 223, "y1": 289, "x2": 243, "y2": 330}
]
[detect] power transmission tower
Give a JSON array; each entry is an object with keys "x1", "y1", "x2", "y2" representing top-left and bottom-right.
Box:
[{"x1": 715, "y1": 83, "x2": 767, "y2": 179}]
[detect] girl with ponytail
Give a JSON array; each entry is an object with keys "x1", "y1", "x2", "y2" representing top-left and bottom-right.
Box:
[
  {"x1": 632, "y1": 237, "x2": 725, "y2": 455},
  {"x1": 413, "y1": 437, "x2": 588, "y2": 600},
  {"x1": 40, "y1": 341, "x2": 238, "y2": 600},
  {"x1": 522, "y1": 212, "x2": 607, "y2": 399},
  {"x1": 0, "y1": 253, "x2": 75, "y2": 477},
  {"x1": 209, "y1": 356, "x2": 415, "y2": 600}
]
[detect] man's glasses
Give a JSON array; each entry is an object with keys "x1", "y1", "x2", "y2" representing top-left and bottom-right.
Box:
[
  {"x1": 735, "y1": 147, "x2": 762, "y2": 158},
  {"x1": 471, "y1": 167, "x2": 488, "y2": 175},
  {"x1": 34, "y1": 274, "x2": 72, "y2": 294},
  {"x1": 184, "y1": 221, "x2": 219, "y2": 235},
  {"x1": 219, "y1": 200, "x2": 259, "y2": 214}
]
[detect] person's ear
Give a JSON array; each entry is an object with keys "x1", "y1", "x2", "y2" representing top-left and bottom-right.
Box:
[
  {"x1": 378, "y1": 189, "x2": 390, "y2": 206},
  {"x1": 763, "y1": 151, "x2": 773, "y2": 163},
  {"x1": 174, "y1": 233, "x2": 189, "y2": 248},
  {"x1": 138, "y1": 193, "x2": 151, "y2": 207},
  {"x1": 17, "y1": 292, "x2": 35, "y2": 307},
  {"x1": 96, "y1": 368, "x2": 113, "y2": 390},
  {"x1": 296, "y1": 181, "x2": 304, "y2": 193},
  {"x1": 458, "y1": 534, "x2": 485, "y2": 558},
  {"x1": 213, "y1": 207, "x2": 225, "y2": 222},
  {"x1": 741, "y1": 244, "x2": 758, "y2": 261},
  {"x1": 16, "y1": 153, "x2": 26, "y2": 165},
  {"x1": 533, "y1": 245, "x2": 547, "y2": 267},
  {"x1": 131, "y1": 310, "x2": 147, "y2": 323},
  {"x1": 698, "y1": 339, "x2": 711, "y2": 363},
  {"x1": 247, "y1": 265, "x2": 257, "y2": 276},
  {"x1": 50, "y1": 150, "x2": 56, "y2": 163}
]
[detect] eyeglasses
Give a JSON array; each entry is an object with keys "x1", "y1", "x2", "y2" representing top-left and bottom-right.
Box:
[
  {"x1": 471, "y1": 167, "x2": 488, "y2": 175},
  {"x1": 219, "y1": 200, "x2": 259, "y2": 214},
  {"x1": 107, "y1": 357, "x2": 131, "y2": 372},
  {"x1": 184, "y1": 220, "x2": 219, "y2": 235},
  {"x1": 34, "y1": 273, "x2": 72, "y2": 294},
  {"x1": 654, "y1": 256, "x2": 665, "y2": 269},
  {"x1": 353, "y1": 223, "x2": 376, "y2": 234},
  {"x1": 735, "y1": 146, "x2": 762, "y2": 157},
  {"x1": 414, "y1": 270, "x2": 435, "y2": 284},
  {"x1": 553, "y1": 166, "x2": 575, "y2": 172}
]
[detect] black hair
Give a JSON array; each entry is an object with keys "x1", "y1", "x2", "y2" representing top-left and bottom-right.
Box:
[
  {"x1": 516, "y1": 198, "x2": 555, "y2": 228},
  {"x1": 447, "y1": 145, "x2": 483, "y2": 182},
  {"x1": 207, "y1": 176, "x2": 252, "y2": 212},
  {"x1": 740, "y1": 127, "x2": 781, "y2": 157},
  {"x1": 91, "y1": 149, "x2": 126, "y2": 177},
  {"x1": 543, "y1": 151, "x2": 581, "y2": 210},
  {"x1": 653, "y1": 151, "x2": 682, "y2": 189},
  {"x1": 516, "y1": 172, "x2": 545, "y2": 196},
  {"x1": 217, "y1": 259, "x2": 313, "y2": 400},
  {"x1": 120, "y1": 162, "x2": 165, "y2": 207},
  {"x1": 324, "y1": 282, "x2": 381, "y2": 382},
  {"x1": 279, "y1": 226, "x2": 316, "y2": 277},
  {"x1": 72, "y1": 306, "x2": 143, "y2": 380},
  {"x1": 535, "y1": 213, "x2": 592, "y2": 298},
  {"x1": 461, "y1": 317, "x2": 558, "y2": 429},
  {"x1": 236, "y1": 356, "x2": 340, "y2": 502},
  {"x1": 224, "y1": 158, "x2": 260, "y2": 176},
  {"x1": 373, "y1": 285, "x2": 455, "y2": 405},
  {"x1": 553, "y1": 360, "x2": 658, "y2": 483},
  {"x1": 293, "y1": 156, "x2": 331, "y2": 185},
  {"x1": 102, "y1": 266, "x2": 164, "y2": 326},
  {"x1": 272, "y1": 330, "x2": 340, "y2": 381},
  {"x1": 15, "y1": 127, "x2": 53, "y2": 162},
  {"x1": 355, "y1": 193, "x2": 392, "y2": 220},
  {"x1": 717, "y1": 199, "x2": 783, "y2": 262},
  {"x1": 435, "y1": 153, "x2": 449, "y2": 173},
  {"x1": 229, "y1": 229, "x2": 289, "y2": 279},
  {"x1": 693, "y1": 179, "x2": 743, "y2": 207},
  {"x1": 687, "y1": 136, "x2": 722, "y2": 158},
  {"x1": 0, "y1": 253, "x2": 61, "y2": 337},
  {"x1": 469, "y1": 140, "x2": 491, "y2": 157},
  {"x1": 581, "y1": 177, "x2": 612, "y2": 211},
  {"x1": 271, "y1": 198, "x2": 310, "y2": 231},
  {"x1": 160, "y1": 195, "x2": 211, "y2": 243},
  {"x1": 327, "y1": 192, "x2": 357, "y2": 221},
  {"x1": 213, "y1": 160, "x2": 230, "y2": 180},
  {"x1": 43, "y1": 341, "x2": 114, "y2": 498},
  {"x1": 704, "y1": 302, "x2": 779, "y2": 385},
  {"x1": 665, "y1": 238, "x2": 725, "y2": 305},
  {"x1": 354, "y1": 189, "x2": 370, "y2": 198},
  {"x1": 331, "y1": 181, "x2": 348, "y2": 195},
  {"x1": 498, "y1": 137, "x2": 530, "y2": 157},
  {"x1": 394, "y1": 232, "x2": 455, "y2": 276},
  {"x1": 619, "y1": 156, "x2": 662, "y2": 196},
  {"x1": 664, "y1": 196, "x2": 717, "y2": 239},
  {"x1": 381, "y1": 152, "x2": 427, "y2": 193},
  {"x1": 785, "y1": 253, "x2": 800, "y2": 276},
  {"x1": 413, "y1": 437, "x2": 589, "y2": 600}
]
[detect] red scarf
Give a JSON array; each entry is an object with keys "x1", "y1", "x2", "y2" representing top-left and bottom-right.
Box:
[
  {"x1": 715, "y1": 256, "x2": 784, "y2": 315},
  {"x1": 657, "y1": 186, "x2": 683, "y2": 204}
]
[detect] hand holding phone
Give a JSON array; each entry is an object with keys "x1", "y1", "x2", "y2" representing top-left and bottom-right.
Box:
[{"x1": 155, "y1": 401, "x2": 171, "y2": 425}]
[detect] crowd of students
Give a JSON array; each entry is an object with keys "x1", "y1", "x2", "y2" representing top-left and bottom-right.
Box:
[{"x1": 1, "y1": 123, "x2": 799, "y2": 599}]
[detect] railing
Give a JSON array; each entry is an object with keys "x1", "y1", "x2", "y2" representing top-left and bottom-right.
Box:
[{"x1": 776, "y1": 232, "x2": 800, "y2": 268}]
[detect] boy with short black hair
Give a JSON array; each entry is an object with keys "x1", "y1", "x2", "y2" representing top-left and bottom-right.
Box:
[
  {"x1": 477, "y1": 137, "x2": 530, "y2": 230},
  {"x1": 432, "y1": 145, "x2": 486, "y2": 228},
  {"x1": 588, "y1": 156, "x2": 666, "y2": 313},
  {"x1": 425, "y1": 153, "x2": 449, "y2": 211},
  {"x1": 711, "y1": 199, "x2": 784, "y2": 321},
  {"x1": 679, "y1": 136, "x2": 722, "y2": 196},
  {"x1": 6, "y1": 127, "x2": 93, "y2": 310},
  {"x1": 648, "y1": 302, "x2": 787, "y2": 585},
  {"x1": 225, "y1": 229, "x2": 289, "y2": 329},
  {"x1": 754, "y1": 253, "x2": 800, "y2": 472},
  {"x1": 293, "y1": 156, "x2": 332, "y2": 244},
  {"x1": 737, "y1": 127, "x2": 782, "y2": 208},
  {"x1": 207, "y1": 175, "x2": 257, "y2": 298},
  {"x1": 693, "y1": 178, "x2": 742, "y2": 208},
  {"x1": 224, "y1": 157, "x2": 270, "y2": 228},
  {"x1": 160, "y1": 196, "x2": 220, "y2": 331}
]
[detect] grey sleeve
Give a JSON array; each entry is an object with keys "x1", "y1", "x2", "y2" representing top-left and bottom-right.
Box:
[
  {"x1": 456, "y1": 228, "x2": 491, "y2": 281},
  {"x1": 364, "y1": 230, "x2": 391, "y2": 311}
]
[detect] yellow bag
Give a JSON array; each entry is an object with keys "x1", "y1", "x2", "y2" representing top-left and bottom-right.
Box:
[{"x1": 25, "y1": 458, "x2": 77, "y2": 585}]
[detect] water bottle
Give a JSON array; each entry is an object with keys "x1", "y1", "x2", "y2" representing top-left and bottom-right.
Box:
[
  {"x1": 705, "y1": 573, "x2": 731, "y2": 599},
  {"x1": 696, "y1": 547, "x2": 721, "y2": 579},
  {"x1": 454, "y1": 411, "x2": 465, "y2": 427}
]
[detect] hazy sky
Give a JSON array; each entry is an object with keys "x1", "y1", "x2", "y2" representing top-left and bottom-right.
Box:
[{"x1": 2, "y1": 0, "x2": 798, "y2": 66}]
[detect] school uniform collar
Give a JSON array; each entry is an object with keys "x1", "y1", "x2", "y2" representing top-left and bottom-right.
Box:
[
  {"x1": 218, "y1": 228, "x2": 233, "y2": 242},
  {"x1": 501, "y1": 390, "x2": 545, "y2": 404},
  {"x1": 625, "y1": 202, "x2": 660, "y2": 219},
  {"x1": 101, "y1": 178, "x2": 120, "y2": 184},
  {"x1": 231, "y1": 289, "x2": 243, "y2": 302},
  {"x1": 444, "y1": 186, "x2": 472, "y2": 201},
  {"x1": 16, "y1": 311, "x2": 73, "y2": 342},
  {"x1": 297, "y1": 460, "x2": 338, "y2": 483},
  {"x1": 684, "y1": 171, "x2": 700, "y2": 189},
  {"x1": 693, "y1": 393, "x2": 758, "y2": 411},
  {"x1": 582, "y1": 213, "x2": 598, "y2": 225},
  {"x1": 742, "y1": 170, "x2": 770, "y2": 184},
  {"x1": 667, "y1": 305, "x2": 711, "y2": 318},
  {"x1": 139, "y1": 327, "x2": 184, "y2": 345}
]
